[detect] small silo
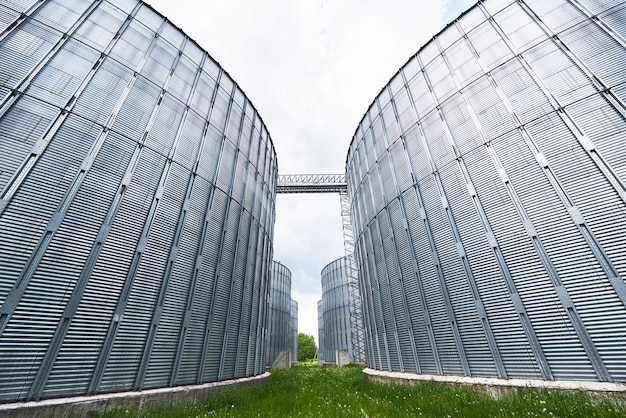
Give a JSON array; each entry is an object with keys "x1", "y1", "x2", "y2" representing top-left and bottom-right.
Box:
[
  {"x1": 266, "y1": 261, "x2": 292, "y2": 368},
  {"x1": 320, "y1": 256, "x2": 357, "y2": 365},
  {"x1": 317, "y1": 299, "x2": 325, "y2": 363},
  {"x1": 290, "y1": 298, "x2": 298, "y2": 363}
]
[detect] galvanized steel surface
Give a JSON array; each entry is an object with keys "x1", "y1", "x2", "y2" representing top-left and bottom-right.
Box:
[
  {"x1": 276, "y1": 174, "x2": 347, "y2": 194},
  {"x1": 346, "y1": 0, "x2": 626, "y2": 382},
  {"x1": 290, "y1": 298, "x2": 298, "y2": 362},
  {"x1": 266, "y1": 262, "x2": 292, "y2": 366},
  {"x1": 317, "y1": 299, "x2": 325, "y2": 362},
  {"x1": 0, "y1": 0, "x2": 277, "y2": 401},
  {"x1": 319, "y1": 257, "x2": 357, "y2": 364}
]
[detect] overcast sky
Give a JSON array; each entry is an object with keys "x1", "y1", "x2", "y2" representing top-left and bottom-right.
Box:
[{"x1": 147, "y1": 0, "x2": 475, "y2": 345}]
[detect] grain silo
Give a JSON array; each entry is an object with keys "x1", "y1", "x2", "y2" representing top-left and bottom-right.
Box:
[
  {"x1": 346, "y1": 0, "x2": 626, "y2": 382},
  {"x1": 0, "y1": 0, "x2": 277, "y2": 401},
  {"x1": 290, "y1": 298, "x2": 298, "y2": 363},
  {"x1": 317, "y1": 299, "x2": 325, "y2": 363},
  {"x1": 320, "y1": 256, "x2": 358, "y2": 365},
  {"x1": 266, "y1": 261, "x2": 292, "y2": 368}
]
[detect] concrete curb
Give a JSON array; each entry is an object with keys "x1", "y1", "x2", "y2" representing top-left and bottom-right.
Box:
[
  {"x1": 363, "y1": 368, "x2": 626, "y2": 404},
  {"x1": 0, "y1": 372, "x2": 271, "y2": 418}
]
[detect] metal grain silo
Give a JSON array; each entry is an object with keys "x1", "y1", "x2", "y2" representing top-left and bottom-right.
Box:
[
  {"x1": 320, "y1": 256, "x2": 357, "y2": 364},
  {"x1": 290, "y1": 298, "x2": 298, "y2": 363},
  {"x1": 0, "y1": 0, "x2": 277, "y2": 401},
  {"x1": 346, "y1": 0, "x2": 626, "y2": 382},
  {"x1": 266, "y1": 261, "x2": 292, "y2": 367},
  {"x1": 317, "y1": 299, "x2": 325, "y2": 363}
]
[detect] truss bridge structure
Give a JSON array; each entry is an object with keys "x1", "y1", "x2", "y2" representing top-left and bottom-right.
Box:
[
  {"x1": 276, "y1": 173, "x2": 366, "y2": 364},
  {"x1": 276, "y1": 174, "x2": 347, "y2": 194}
]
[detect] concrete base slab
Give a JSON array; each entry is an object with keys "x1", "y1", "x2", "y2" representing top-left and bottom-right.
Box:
[
  {"x1": 336, "y1": 349, "x2": 352, "y2": 367},
  {"x1": 0, "y1": 372, "x2": 271, "y2": 418},
  {"x1": 271, "y1": 349, "x2": 291, "y2": 369},
  {"x1": 363, "y1": 368, "x2": 626, "y2": 404}
]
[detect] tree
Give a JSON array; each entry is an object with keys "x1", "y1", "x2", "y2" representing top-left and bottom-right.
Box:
[{"x1": 298, "y1": 333, "x2": 317, "y2": 361}]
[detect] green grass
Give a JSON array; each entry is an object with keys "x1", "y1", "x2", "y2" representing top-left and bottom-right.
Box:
[{"x1": 98, "y1": 365, "x2": 625, "y2": 417}]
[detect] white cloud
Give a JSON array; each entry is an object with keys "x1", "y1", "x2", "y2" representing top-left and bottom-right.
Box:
[{"x1": 148, "y1": 0, "x2": 475, "y2": 341}]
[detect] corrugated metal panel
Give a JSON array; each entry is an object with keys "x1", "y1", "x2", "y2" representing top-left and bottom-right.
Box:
[
  {"x1": 577, "y1": 0, "x2": 624, "y2": 14},
  {"x1": 399, "y1": 187, "x2": 437, "y2": 374},
  {"x1": 25, "y1": 39, "x2": 99, "y2": 108},
  {"x1": 174, "y1": 177, "x2": 214, "y2": 385},
  {"x1": 143, "y1": 95, "x2": 184, "y2": 156},
  {"x1": 385, "y1": 200, "x2": 418, "y2": 373},
  {"x1": 425, "y1": 55, "x2": 456, "y2": 104},
  {"x1": 567, "y1": 95, "x2": 626, "y2": 187},
  {"x1": 490, "y1": 58, "x2": 552, "y2": 125},
  {"x1": 0, "y1": 96, "x2": 59, "y2": 191},
  {"x1": 418, "y1": 176, "x2": 465, "y2": 376},
  {"x1": 233, "y1": 209, "x2": 253, "y2": 376},
  {"x1": 372, "y1": 215, "x2": 400, "y2": 371},
  {"x1": 0, "y1": 4, "x2": 22, "y2": 34},
  {"x1": 522, "y1": 39, "x2": 596, "y2": 107},
  {"x1": 290, "y1": 299, "x2": 298, "y2": 363},
  {"x1": 109, "y1": 19, "x2": 153, "y2": 69},
  {"x1": 39, "y1": 132, "x2": 136, "y2": 398},
  {"x1": 0, "y1": 0, "x2": 277, "y2": 401},
  {"x1": 0, "y1": 19, "x2": 61, "y2": 91},
  {"x1": 31, "y1": 0, "x2": 91, "y2": 33},
  {"x1": 599, "y1": 3, "x2": 626, "y2": 41},
  {"x1": 73, "y1": 1, "x2": 126, "y2": 51},
  {"x1": 347, "y1": 0, "x2": 626, "y2": 384},
  {"x1": 219, "y1": 201, "x2": 242, "y2": 379},
  {"x1": 443, "y1": 37, "x2": 483, "y2": 87},
  {"x1": 142, "y1": 165, "x2": 193, "y2": 389},
  {"x1": 525, "y1": 0, "x2": 586, "y2": 34},
  {"x1": 199, "y1": 187, "x2": 228, "y2": 382},
  {"x1": 464, "y1": 19, "x2": 513, "y2": 72},
  {"x1": 110, "y1": 76, "x2": 161, "y2": 142},
  {"x1": 320, "y1": 257, "x2": 354, "y2": 364},
  {"x1": 71, "y1": 57, "x2": 134, "y2": 126},
  {"x1": 491, "y1": 2, "x2": 547, "y2": 53},
  {"x1": 559, "y1": 19, "x2": 626, "y2": 87},
  {"x1": 266, "y1": 261, "x2": 291, "y2": 366},
  {"x1": 491, "y1": 130, "x2": 599, "y2": 380},
  {"x1": 99, "y1": 182, "x2": 171, "y2": 390},
  {"x1": 0, "y1": 109, "x2": 82, "y2": 314},
  {"x1": 526, "y1": 111, "x2": 626, "y2": 381},
  {"x1": 142, "y1": 38, "x2": 177, "y2": 87}
]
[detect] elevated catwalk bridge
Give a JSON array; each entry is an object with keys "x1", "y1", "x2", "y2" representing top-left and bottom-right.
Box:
[
  {"x1": 276, "y1": 174, "x2": 347, "y2": 194},
  {"x1": 276, "y1": 174, "x2": 365, "y2": 364}
]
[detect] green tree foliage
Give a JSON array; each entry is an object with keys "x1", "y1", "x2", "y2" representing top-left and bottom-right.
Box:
[{"x1": 297, "y1": 333, "x2": 317, "y2": 361}]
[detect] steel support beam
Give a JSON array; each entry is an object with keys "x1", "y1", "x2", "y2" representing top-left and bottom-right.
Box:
[{"x1": 276, "y1": 174, "x2": 346, "y2": 193}]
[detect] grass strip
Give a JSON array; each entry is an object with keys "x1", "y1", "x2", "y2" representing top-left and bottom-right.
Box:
[{"x1": 97, "y1": 364, "x2": 626, "y2": 417}]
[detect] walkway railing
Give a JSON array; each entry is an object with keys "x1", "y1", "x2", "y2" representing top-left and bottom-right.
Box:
[{"x1": 276, "y1": 174, "x2": 346, "y2": 193}]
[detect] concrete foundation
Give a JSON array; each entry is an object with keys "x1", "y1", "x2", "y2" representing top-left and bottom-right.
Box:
[
  {"x1": 0, "y1": 373, "x2": 271, "y2": 418},
  {"x1": 363, "y1": 368, "x2": 626, "y2": 405},
  {"x1": 271, "y1": 349, "x2": 292, "y2": 369},
  {"x1": 336, "y1": 349, "x2": 352, "y2": 367}
]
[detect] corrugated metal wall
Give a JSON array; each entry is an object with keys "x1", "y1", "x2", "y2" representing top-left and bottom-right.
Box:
[
  {"x1": 320, "y1": 257, "x2": 356, "y2": 363},
  {"x1": 0, "y1": 0, "x2": 276, "y2": 402},
  {"x1": 266, "y1": 261, "x2": 291, "y2": 366},
  {"x1": 317, "y1": 299, "x2": 325, "y2": 362},
  {"x1": 346, "y1": 0, "x2": 626, "y2": 382},
  {"x1": 290, "y1": 298, "x2": 298, "y2": 362}
]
